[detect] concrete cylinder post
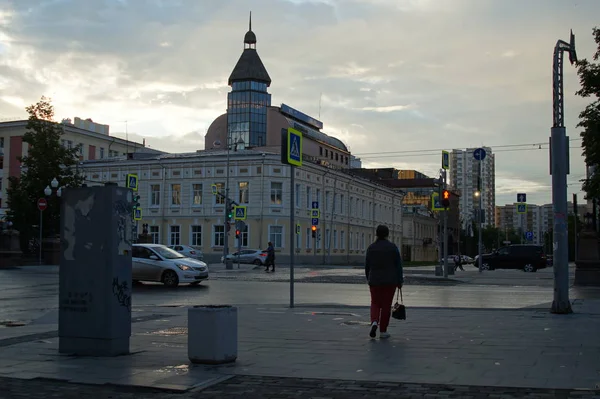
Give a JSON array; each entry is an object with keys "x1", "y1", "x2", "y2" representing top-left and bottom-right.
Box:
[{"x1": 58, "y1": 185, "x2": 133, "y2": 356}]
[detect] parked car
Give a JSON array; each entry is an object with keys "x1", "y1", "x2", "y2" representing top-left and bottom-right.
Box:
[
  {"x1": 168, "y1": 244, "x2": 204, "y2": 261},
  {"x1": 132, "y1": 244, "x2": 209, "y2": 287},
  {"x1": 478, "y1": 244, "x2": 546, "y2": 272},
  {"x1": 221, "y1": 249, "x2": 268, "y2": 265}
]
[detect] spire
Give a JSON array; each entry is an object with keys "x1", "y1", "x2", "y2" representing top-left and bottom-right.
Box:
[{"x1": 244, "y1": 11, "x2": 257, "y2": 47}]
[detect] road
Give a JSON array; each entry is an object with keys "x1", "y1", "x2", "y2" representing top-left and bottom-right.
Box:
[{"x1": 1, "y1": 265, "x2": 598, "y2": 326}]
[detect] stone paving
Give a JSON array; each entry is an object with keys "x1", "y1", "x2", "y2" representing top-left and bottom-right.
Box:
[
  {"x1": 0, "y1": 303, "x2": 599, "y2": 392},
  {"x1": 1, "y1": 375, "x2": 599, "y2": 398}
]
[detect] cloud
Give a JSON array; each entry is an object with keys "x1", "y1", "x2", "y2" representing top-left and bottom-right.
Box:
[{"x1": 0, "y1": 0, "x2": 597, "y2": 207}]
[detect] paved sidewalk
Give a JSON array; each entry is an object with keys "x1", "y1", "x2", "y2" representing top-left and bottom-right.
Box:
[
  {"x1": 1, "y1": 375, "x2": 599, "y2": 398},
  {"x1": 0, "y1": 302, "x2": 599, "y2": 392}
]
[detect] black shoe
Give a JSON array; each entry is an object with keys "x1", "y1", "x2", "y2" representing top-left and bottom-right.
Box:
[{"x1": 369, "y1": 322, "x2": 378, "y2": 338}]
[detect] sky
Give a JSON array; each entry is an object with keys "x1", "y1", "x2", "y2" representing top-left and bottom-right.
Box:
[{"x1": 0, "y1": 0, "x2": 598, "y2": 207}]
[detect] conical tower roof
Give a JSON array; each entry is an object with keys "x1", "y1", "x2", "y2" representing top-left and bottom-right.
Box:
[{"x1": 227, "y1": 12, "x2": 271, "y2": 87}]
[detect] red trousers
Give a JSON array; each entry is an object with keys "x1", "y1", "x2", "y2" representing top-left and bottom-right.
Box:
[{"x1": 369, "y1": 285, "x2": 397, "y2": 332}]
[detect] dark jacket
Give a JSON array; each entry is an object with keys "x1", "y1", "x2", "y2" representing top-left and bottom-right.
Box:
[
  {"x1": 266, "y1": 245, "x2": 275, "y2": 262},
  {"x1": 365, "y1": 239, "x2": 403, "y2": 286}
]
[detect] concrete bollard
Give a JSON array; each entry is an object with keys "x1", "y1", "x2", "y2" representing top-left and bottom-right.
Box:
[{"x1": 188, "y1": 305, "x2": 237, "y2": 364}]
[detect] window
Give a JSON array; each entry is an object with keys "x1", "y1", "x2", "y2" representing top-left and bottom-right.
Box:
[
  {"x1": 213, "y1": 225, "x2": 225, "y2": 247},
  {"x1": 349, "y1": 231, "x2": 353, "y2": 250},
  {"x1": 192, "y1": 184, "x2": 202, "y2": 206},
  {"x1": 99, "y1": 147, "x2": 105, "y2": 159},
  {"x1": 296, "y1": 226, "x2": 301, "y2": 249},
  {"x1": 316, "y1": 189, "x2": 321, "y2": 206},
  {"x1": 270, "y1": 182, "x2": 282, "y2": 205},
  {"x1": 362, "y1": 233, "x2": 366, "y2": 250},
  {"x1": 325, "y1": 229, "x2": 330, "y2": 249},
  {"x1": 214, "y1": 183, "x2": 225, "y2": 204},
  {"x1": 341, "y1": 231, "x2": 345, "y2": 250},
  {"x1": 295, "y1": 184, "x2": 301, "y2": 207},
  {"x1": 305, "y1": 228, "x2": 312, "y2": 249},
  {"x1": 238, "y1": 182, "x2": 249, "y2": 204},
  {"x1": 340, "y1": 194, "x2": 344, "y2": 215},
  {"x1": 150, "y1": 226, "x2": 160, "y2": 244},
  {"x1": 325, "y1": 191, "x2": 331, "y2": 212},
  {"x1": 150, "y1": 185, "x2": 160, "y2": 206},
  {"x1": 191, "y1": 225, "x2": 202, "y2": 246},
  {"x1": 171, "y1": 184, "x2": 181, "y2": 206},
  {"x1": 239, "y1": 225, "x2": 249, "y2": 247},
  {"x1": 333, "y1": 230, "x2": 338, "y2": 249},
  {"x1": 306, "y1": 187, "x2": 311, "y2": 208},
  {"x1": 269, "y1": 225, "x2": 283, "y2": 248},
  {"x1": 169, "y1": 226, "x2": 181, "y2": 246},
  {"x1": 355, "y1": 232, "x2": 360, "y2": 250}
]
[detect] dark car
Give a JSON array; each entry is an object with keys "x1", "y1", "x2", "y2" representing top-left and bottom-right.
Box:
[{"x1": 479, "y1": 244, "x2": 546, "y2": 272}]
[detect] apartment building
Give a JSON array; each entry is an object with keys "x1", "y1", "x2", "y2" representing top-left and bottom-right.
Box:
[
  {"x1": 81, "y1": 150, "x2": 405, "y2": 265},
  {"x1": 450, "y1": 147, "x2": 496, "y2": 229}
]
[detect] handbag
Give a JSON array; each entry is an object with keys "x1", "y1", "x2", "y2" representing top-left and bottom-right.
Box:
[{"x1": 391, "y1": 288, "x2": 406, "y2": 320}]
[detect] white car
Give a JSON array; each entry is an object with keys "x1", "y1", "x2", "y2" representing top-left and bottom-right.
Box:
[
  {"x1": 132, "y1": 244, "x2": 209, "y2": 287},
  {"x1": 168, "y1": 244, "x2": 204, "y2": 261}
]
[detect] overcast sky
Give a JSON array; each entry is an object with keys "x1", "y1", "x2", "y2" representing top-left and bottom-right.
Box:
[{"x1": 0, "y1": 0, "x2": 598, "y2": 206}]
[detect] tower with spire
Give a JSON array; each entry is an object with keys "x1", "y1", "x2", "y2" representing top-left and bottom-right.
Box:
[{"x1": 227, "y1": 12, "x2": 272, "y2": 148}]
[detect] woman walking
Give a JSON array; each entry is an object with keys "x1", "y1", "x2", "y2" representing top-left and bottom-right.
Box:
[
  {"x1": 365, "y1": 225, "x2": 404, "y2": 339},
  {"x1": 265, "y1": 241, "x2": 275, "y2": 272}
]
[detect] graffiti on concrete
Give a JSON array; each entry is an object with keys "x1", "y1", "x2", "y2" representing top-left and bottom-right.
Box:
[{"x1": 112, "y1": 277, "x2": 131, "y2": 311}]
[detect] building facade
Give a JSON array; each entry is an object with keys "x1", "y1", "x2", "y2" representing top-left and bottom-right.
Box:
[
  {"x1": 0, "y1": 119, "x2": 162, "y2": 217},
  {"x1": 81, "y1": 150, "x2": 404, "y2": 265},
  {"x1": 402, "y1": 205, "x2": 438, "y2": 262},
  {"x1": 450, "y1": 147, "x2": 496, "y2": 229}
]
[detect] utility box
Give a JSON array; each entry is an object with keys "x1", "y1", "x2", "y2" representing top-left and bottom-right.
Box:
[{"x1": 58, "y1": 184, "x2": 133, "y2": 356}]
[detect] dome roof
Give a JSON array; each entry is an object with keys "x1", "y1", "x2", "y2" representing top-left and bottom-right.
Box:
[{"x1": 244, "y1": 30, "x2": 256, "y2": 44}]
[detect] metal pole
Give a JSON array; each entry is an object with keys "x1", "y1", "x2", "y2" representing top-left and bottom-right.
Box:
[
  {"x1": 237, "y1": 230, "x2": 241, "y2": 269},
  {"x1": 550, "y1": 127, "x2": 572, "y2": 313},
  {"x1": 290, "y1": 165, "x2": 295, "y2": 308},
  {"x1": 443, "y1": 170, "x2": 448, "y2": 278},
  {"x1": 224, "y1": 138, "x2": 232, "y2": 270},
  {"x1": 39, "y1": 210, "x2": 43, "y2": 265},
  {"x1": 573, "y1": 194, "x2": 578, "y2": 263},
  {"x1": 478, "y1": 160, "x2": 483, "y2": 273}
]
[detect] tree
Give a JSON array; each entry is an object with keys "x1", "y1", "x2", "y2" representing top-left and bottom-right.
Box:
[
  {"x1": 6, "y1": 97, "x2": 85, "y2": 252},
  {"x1": 576, "y1": 27, "x2": 600, "y2": 199}
]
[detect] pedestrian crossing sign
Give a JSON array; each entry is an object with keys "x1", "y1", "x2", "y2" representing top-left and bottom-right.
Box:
[
  {"x1": 233, "y1": 205, "x2": 247, "y2": 220},
  {"x1": 133, "y1": 208, "x2": 142, "y2": 221},
  {"x1": 126, "y1": 174, "x2": 138, "y2": 191},
  {"x1": 281, "y1": 127, "x2": 303, "y2": 167},
  {"x1": 431, "y1": 193, "x2": 445, "y2": 211},
  {"x1": 516, "y1": 203, "x2": 527, "y2": 214}
]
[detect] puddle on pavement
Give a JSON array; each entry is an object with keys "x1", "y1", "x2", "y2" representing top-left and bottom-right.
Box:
[
  {"x1": 154, "y1": 364, "x2": 189, "y2": 374},
  {"x1": 296, "y1": 312, "x2": 360, "y2": 317},
  {"x1": 0, "y1": 321, "x2": 26, "y2": 327},
  {"x1": 340, "y1": 320, "x2": 371, "y2": 326},
  {"x1": 145, "y1": 327, "x2": 188, "y2": 336}
]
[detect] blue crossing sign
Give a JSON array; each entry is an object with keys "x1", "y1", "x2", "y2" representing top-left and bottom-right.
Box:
[
  {"x1": 233, "y1": 206, "x2": 247, "y2": 220},
  {"x1": 126, "y1": 174, "x2": 138, "y2": 191},
  {"x1": 133, "y1": 208, "x2": 142, "y2": 221},
  {"x1": 281, "y1": 128, "x2": 303, "y2": 167},
  {"x1": 516, "y1": 203, "x2": 527, "y2": 214}
]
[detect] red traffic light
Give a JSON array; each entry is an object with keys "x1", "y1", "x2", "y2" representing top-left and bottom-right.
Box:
[
  {"x1": 442, "y1": 190, "x2": 450, "y2": 200},
  {"x1": 311, "y1": 225, "x2": 317, "y2": 231},
  {"x1": 235, "y1": 229, "x2": 240, "y2": 235}
]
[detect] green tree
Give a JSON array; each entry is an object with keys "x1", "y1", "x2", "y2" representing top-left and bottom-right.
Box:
[
  {"x1": 576, "y1": 27, "x2": 600, "y2": 198},
  {"x1": 6, "y1": 97, "x2": 85, "y2": 252}
]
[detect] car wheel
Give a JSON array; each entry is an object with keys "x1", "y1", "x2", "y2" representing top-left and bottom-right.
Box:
[
  {"x1": 162, "y1": 270, "x2": 179, "y2": 287},
  {"x1": 253, "y1": 259, "x2": 262, "y2": 265},
  {"x1": 523, "y1": 264, "x2": 536, "y2": 273}
]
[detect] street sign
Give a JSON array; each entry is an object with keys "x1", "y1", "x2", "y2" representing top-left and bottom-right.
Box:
[
  {"x1": 311, "y1": 209, "x2": 320, "y2": 218},
  {"x1": 473, "y1": 148, "x2": 487, "y2": 161},
  {"x1": 211, "y1": 184, "x2": 218, "y2": 195},
  {"x1": 516, "y1": 203, "x2": 527, "y2": 214},
  {"x1": 517, "y1": 193, "x2": 526, "y2": 203},
  {"x1": 431, "y1": 193, "x2": 445, "y2": 211},
  {"x1": 525, "y1": 231, "x2": 534, "y2": 241},
  {"x1": 311, "y1": 201, "x2": 319, "y2": 209},
  {"x1": 281, "y1": 128, "x2": 303, "y2": 167},
  {"x1": 233, "y1": 206, "x2": 247, "y2": 220},
  {"x1": 442, "y1": 151, "x2": 450, "y2": 170},
  {"x1": 133, "y1": 208, "x2": 142, "y2": 221},
  {"x1": 235, "y1": 220, "x2": 246, "y2": 230},
  {"x1": 296, "y1": 223, "x2": 301, "y2": 235},
  {"x1": 311, "y1": 217, "x2": 319, "y2": 226},
  {"x1": 126, "y1": 174, "x2": 138, "y2": 191},
  {"x1": 37, "y1": 198, "x2": 47, "y2": 211}
]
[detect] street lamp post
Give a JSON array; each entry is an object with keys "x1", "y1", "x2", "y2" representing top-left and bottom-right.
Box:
[
  {"x1": 550, "y1": 30, "x2": 577, "y2": 315},
  {"x1": 40, "y1": 178, "x2": 62, "y2": 265}
]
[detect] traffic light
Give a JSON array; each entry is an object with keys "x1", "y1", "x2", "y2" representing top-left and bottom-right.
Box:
[
  {"x1": 311, "y1": 225, "x2": 317, "y2": 238},
  {"x1": 226, "y1": 200, "x2": 233, "y2": 220},
  {"x1": 133, "y1": 194, "x2": 140, "y2": 209},
  {"x1": 442, "y1": 189, "x2": 450, "y2": 209},
  {"x1": 235, "y1": 229, "x2": 240, "y2": 239}
]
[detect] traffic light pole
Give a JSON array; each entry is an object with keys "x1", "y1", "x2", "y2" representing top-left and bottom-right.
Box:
[
  {"x1": 224, "y1": 140, "x2": 233, "y2": 270},
  {"x1": 442, "y1": 170, "x2": 449, "y2": 279},
  {"x1": 478, "y1": 160, "x2": 483, "y2": 273}
]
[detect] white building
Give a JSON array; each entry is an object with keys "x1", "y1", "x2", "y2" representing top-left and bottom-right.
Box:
[
  {"x1": 450, "y1": 147, "x2": 496, "y2": 228},
  {"x1": 81, "y1": 150, "x2": 405, "y2": 265}
]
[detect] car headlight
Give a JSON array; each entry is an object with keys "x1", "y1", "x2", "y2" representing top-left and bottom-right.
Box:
[{"x1": 175, "y1": 264, "x2": 192, "y2": 271}]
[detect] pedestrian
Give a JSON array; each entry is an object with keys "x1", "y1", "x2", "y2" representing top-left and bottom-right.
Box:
[
  {"x1": 454, "y1": 254, "x2": 464, "y2": 271},
  {"x1": 365, "y1": 224, "x2": 404, "y2": 339},
  {"x1": 265, "y1": 241, "x2": 275, "y2": 272}
]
